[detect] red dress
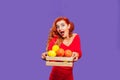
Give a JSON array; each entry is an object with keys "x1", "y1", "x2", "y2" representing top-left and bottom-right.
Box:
[{"x1": 48, "y1": 34, "x2": 82, "y2": 80}]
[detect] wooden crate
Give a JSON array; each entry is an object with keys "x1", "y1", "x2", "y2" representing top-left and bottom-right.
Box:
[{"x1": 46, "y1": 56, "x2": 74, "y2": 67}]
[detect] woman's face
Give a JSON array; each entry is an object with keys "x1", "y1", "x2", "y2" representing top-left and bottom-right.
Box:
[{"x1": 56, "y1": 20, "x2": 70, "y2": 38}]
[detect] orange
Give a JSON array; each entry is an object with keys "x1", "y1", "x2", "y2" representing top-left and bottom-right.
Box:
[
  {"x1": 64, "y1": 49, "x2": 72, "y2": 57},
  {"x1": 56, "y1": 48, "x2": 64, "y2": 57}
]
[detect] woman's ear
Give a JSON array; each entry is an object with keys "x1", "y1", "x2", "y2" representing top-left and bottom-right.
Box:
[{"x1": 68, "y1": 24, "x2": 70, "y2": 29}]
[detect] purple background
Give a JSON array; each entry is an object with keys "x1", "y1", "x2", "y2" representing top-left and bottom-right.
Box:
[{"x1": 0, "y1": 0, "x2": 120, "y2": 80}]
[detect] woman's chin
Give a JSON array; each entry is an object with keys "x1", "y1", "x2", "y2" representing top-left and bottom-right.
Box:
[
  {"x1": 60, "y1": 35, "x2": 65, "y2": 38},
  {"x1": 62, "y1": 36, "x2": 67, "y2": 39},
  {"x1": 60, "y1": 34, "x2": 67, "y2": 38}
]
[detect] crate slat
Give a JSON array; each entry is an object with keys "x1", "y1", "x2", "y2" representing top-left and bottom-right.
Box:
[
  {"x1": 46, "y1": 56, "x2": 74, "y2": 61},
  {"x1": 46, "y1": 61, "x2": 73, "y2": 67}
]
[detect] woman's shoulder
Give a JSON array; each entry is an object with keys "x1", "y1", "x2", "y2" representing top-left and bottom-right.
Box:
[
  {"x1": 72, "y1": 33, "x2": 81, "y2": 41},
  {"x1": 49, "y1": 37, "x2": 58, "y2": 43},
  {"x1": 72, "y1": 33, "x2": 81, "y2": 44},
  {"x1": 72, "y1": 33, "x2": 80, "y2": 37}
]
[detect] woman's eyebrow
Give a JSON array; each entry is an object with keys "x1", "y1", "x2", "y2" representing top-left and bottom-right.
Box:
[{"x1": 61, "y1": 23, "x2": 64, "y2": 25}]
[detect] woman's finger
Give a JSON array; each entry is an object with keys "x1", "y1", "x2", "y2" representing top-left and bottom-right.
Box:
[
  {"x1": 73, "y1": 57, "x2": 78, "y2": 61},
  {"x1": 41, "y1": 52, "x2": 47, "y2": 60}
]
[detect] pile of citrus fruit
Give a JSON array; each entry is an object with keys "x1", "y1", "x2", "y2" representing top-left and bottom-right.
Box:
[{"x1": 47, "y1": 45, "x2": 72, "y2": 57}]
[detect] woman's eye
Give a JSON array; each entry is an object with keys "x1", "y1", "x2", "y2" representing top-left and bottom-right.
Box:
[
  {"x1": 61, "y1": 24, "x2": 65, "y2": 27},
  {"x1": 56, "y1": 25, "x2": 59, "y2": 29}
]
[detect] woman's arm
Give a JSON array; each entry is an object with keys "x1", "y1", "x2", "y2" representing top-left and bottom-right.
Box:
[
  {"x1": 41, "y1": 37, "x2": 57, "y2": 60},
  {"x1": 72, "y1": 34, "x2": 82, "y2": 61}
]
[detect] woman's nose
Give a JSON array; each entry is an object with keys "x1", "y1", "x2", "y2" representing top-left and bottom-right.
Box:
[
  {"x1": 59, "y1": 26, "x2": 62, "y2": 30},
  {"x1": 59, "y1": 29, "x2": 61, "y2": 32}
]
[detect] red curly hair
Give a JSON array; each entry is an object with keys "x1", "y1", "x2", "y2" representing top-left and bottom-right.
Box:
[{"x1": 46, "y1": 16, "x2": 74, "y2": 51}]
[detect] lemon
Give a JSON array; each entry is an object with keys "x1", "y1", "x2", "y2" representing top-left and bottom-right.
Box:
[
  {"x1": 48, "y1": 50, "x2": 56, "y2": 57},
  {"x1": 52, "y1": 45, "x2": 59, "y2": 52}
]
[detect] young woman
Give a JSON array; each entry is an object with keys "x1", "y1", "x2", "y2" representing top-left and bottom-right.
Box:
[{"x1": 41, "y1": 16, "x2": 82, "y2": 80}]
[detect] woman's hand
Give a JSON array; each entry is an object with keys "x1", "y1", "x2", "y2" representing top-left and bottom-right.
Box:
[
  {"x1": 72, "y1": 52, "x2": 79, "y2": 62},
  {"x1": 41, "y1": 52, "x2": 47, "y2": 60}
]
